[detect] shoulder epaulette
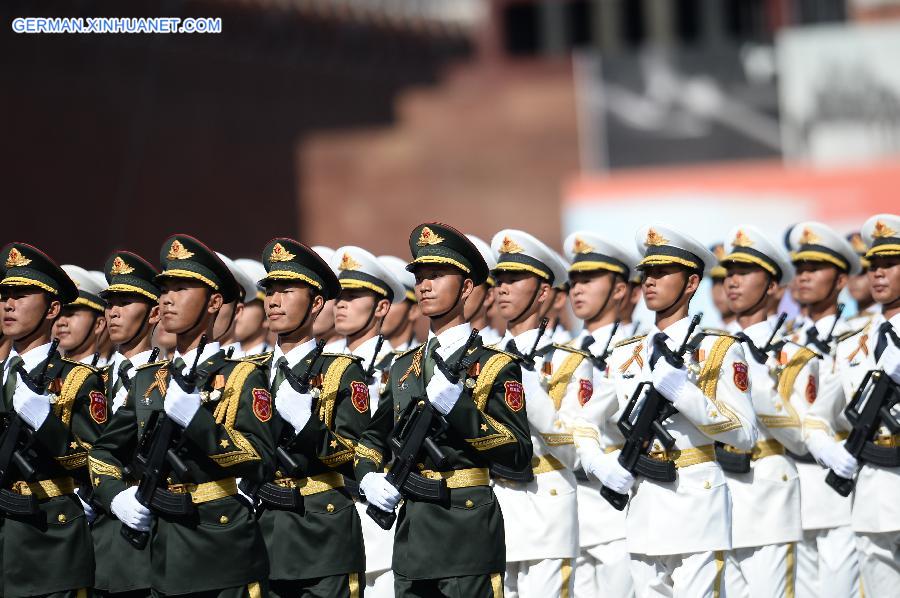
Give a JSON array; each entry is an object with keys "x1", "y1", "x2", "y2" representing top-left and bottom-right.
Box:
[
  {"x1": 394, "y1": 343, "x2": 424, "y2": 360},
  {"x1": 321, "y1": 352, "x2": 363, "y2": 363},
  {"x1": 551, "y1": 343, "x2": 591, "y2": 358},
  {"x1": 60, "y1": 357, "x2": 98, "y2": 372},
  {"x1": 836, "y1": 326, "x2": 868, "y2": 343},
  {"x1": 613, "y1": 334, "x2": 646, "y2": 349},
  {"x1": 700, "y1": 329, "x2": 739, "y2": 339},
  {"x1": 136, "y1": 359, "x2": 169, "y2": 371},
  {"x1": 481, "y1": 345, "x2": 521, "y2": 361}
]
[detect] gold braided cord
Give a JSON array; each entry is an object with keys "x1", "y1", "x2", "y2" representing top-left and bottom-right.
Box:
[
  {"x1": 210, "y1": 362, "x2": 260, "y2": 467},
  {"x1": 697, "y1": 336, "x2": 744, "y2": 435},
  {"x1": 548, "y1": 352, "x2": 586, "y2": 410}
]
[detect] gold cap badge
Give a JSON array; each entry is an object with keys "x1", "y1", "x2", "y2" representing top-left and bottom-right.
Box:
[
  {"x1": 339, "y1": 252, "x2": 362, "y2": 271},
  {"x1": 5, "y1": 247, "x2": 31, "y2": 268},
  {"x1": 712, "y1": 244, "x2": 726, "y2": 260},
  {"x1": 167, "y1": 239, "x2": 194, "y2": 260},
  {"x1": 798, "y1": 227, "x2": 820, "y2": 245},
  {"x1": 849, "y1": 233, "x2": 867, "y2": 253},
  {"x1": 732, "y1": 230, "x2": 753, "y2": 247},
  {"x1": 110, "y1": 256, "x2": 134, "y2": 275},
  {"x1": 644, "y1": 228, "x2": 668, "y2": 247},
  {"x1": 498, "y1": 236, "x2": 524, "y2": 254},
  {"x1": 873, "y1": 220, "x2": 896, "y2": 239},
  {"x1": 417, "y1": 226, "x2": 444, "y2": 247},
  {"x1": 572, "y1": 237, "x2": 595, "y2": 254},
  {"x1": 269, "y1": 242, "x2": 295, "y2": 263}
]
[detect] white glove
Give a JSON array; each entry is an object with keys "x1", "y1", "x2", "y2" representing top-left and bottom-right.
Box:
[
  {"x1": 808, "y1": 434, "x2": 858, "y2": 479},
  {"x1": 274, "y1": 380, "x2": 313, "y2": 433},
  {"x1": 651, "y1": 357, "x2": 688, "y2": 403},
  {"x1": 163, "y1": 381, "x2": 201, "y2": 428},
  {"x1": 359, "y1": 472, "x2": 402, "y2": 512},
  {"x1": 111, "y1": 486, "x2": 152, "y2": 532},
  {"x1": 881, "y1": 343, "x2": 900, "y2": 385},
  {"x1": 12, "y1": 382, "x2": 51, "y2": 429},
  {"x1": 77, "y1": 492, "x2": 97, "y2": 524},
  {"x1": 582, "y1": 450, "x2": 635, "y2": 494},
  {"x1": 426, "y1": 366, "x2": 464, "y2": 415}
]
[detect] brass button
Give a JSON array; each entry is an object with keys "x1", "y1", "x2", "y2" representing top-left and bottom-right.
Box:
[
  {"x1": 417, "y1": 463, "x2": 425, "y2": 470},
  {"x1": 57, "y1": 513, "x2": 67, "y2": 523},
  {"x1": 275, "y1": 470, "x2": 283, "y2": 478},
  {"x1": 219, "y1": 515, "x2": 229, "y2": 524},
  {"x1": 465, "y1": 499, "x2": 474, "y2": 508},
  {"x1": 326, "y1": 503, "x2": 335, "y2": 513},
  {"x1": 782, "y1": 474, "x2": 789, "y2": 482},
  {"x1": 167, "y1": 477, "x2": 174, "y2": 485},
  {"x1": 703, "y1": 481, "x2": 711, "y2": 490},
  {"x1": 549, "y1": 489, "x2": 558, "y2": 496},
  {"x1": 709, "y1": 411, "x2": 718, "y2": 419}
]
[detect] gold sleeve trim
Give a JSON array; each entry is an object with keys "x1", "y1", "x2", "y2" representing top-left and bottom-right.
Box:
[
  {"x1": 548, "y1": 352, "x2": 586, "y2": 410},
  {"x1": 697, "y1": 336, "x2": 744, "y2": 435},
  {"x1": 540, "y1": 432, "x2": 574, "y2": 446},
  {"x1": 472, "y1": 353, "x2": 513, "y2": 411},
  {"x1": 88, "y1": 456, "x2": 122, "y2": 481},
  {"x1": 465, "y1": 411, "x2": 516, "y2": 451},
  {"x1": 354, "y1": 443, "x2": 384, "y2": 468},
  {"x1": 572, "y1": 426, "x2": 600, "y2": 441},
  {"x1": 210, "y1": 362, "x2": 261, "y2": 467}
]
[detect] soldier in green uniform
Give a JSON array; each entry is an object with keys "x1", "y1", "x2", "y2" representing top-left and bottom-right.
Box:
[
  {"x1": 354, "y1": 222, "x2": 533, "y2": 598},
  {"x1": 87, "y1": 234, "x2": 276, "y2": 598},
  {"x1": 1, "y1": 242, "x2": 109, "y2": 598},
  {"x1": 252, "y1": 237, "x2": 370, "y2": 598},
  {"x1": 91, "y1": 250, "x2": 162, "y2": 598}
]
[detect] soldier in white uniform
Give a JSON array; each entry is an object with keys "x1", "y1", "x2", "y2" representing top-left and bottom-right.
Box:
[
  {"x1": 213, "y1": 252, "x2": 259, "y2": 359},
  {"x1": 563, "y1": 232, "x2": 636, "y2": 598},
  {"x1": 490, "y1": 229, "x2": 580, "y2": 598},
  {"x1": 380, "y1": 255, "x2": 421, "y2": 354},
  {"x1": 56, "y1": 264, "x2": 108, "y2": 366},
  {"x1": 718, "y1": 226, "x2": 807, "y2": 597},
  {"x1": 329, "y1": 246, "x2": 407, "y2": 598},
  {"x1": 465, "y1": 234, "x2": 503, "y2": 347},
  {"x1": 787, "y1": 222, "x2": 863, "y2": 598},
  {"x1": 807, "y1": 213, "x2": 900, "y2": 597},
  {"x1": 580, "y1": 224, "x2": 758, "y2": 598},
  {"x1": 234, "y1": 258, "x2": 272, "y2": 356},
  {"x1": 312, "y1": 245, "x2": 345, "y2": 353},
  {"x1": 546, "y1": 249, "x2": 573, "y2": 346}
]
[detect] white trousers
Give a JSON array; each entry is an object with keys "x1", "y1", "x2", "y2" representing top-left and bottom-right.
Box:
[
  {"x1": 629, "y1": 551, "x2": 726, "y2": 598},
  {"x1": 574, "y1": 539, "x2": 634, "y2": 598},
  {"x1": 723, "y1": 543, "x2": 796, "y2": 598},
  {"x1": 795, "y1": 527, "x2": 860, "y2": 598},
  {"x1": 505, "y1": 558, "x2": 575, "y2": 598},
  {"x1": 366, "y1": 569, "x2": 395, "y2": 598},
  {"x1": 857, "y1": 531, "x2": 900, "y2": 598}
]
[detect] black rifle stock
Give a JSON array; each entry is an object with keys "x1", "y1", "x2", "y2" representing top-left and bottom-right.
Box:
[
  {"x1": 367, "y1": 329, "x2": 480, "y2": 530},
  {"x1": 600, "y1": 314, "x2": 703, "y2": 510},
  {"x1": 121, "y1": 335, "x2": 207, "y2": 549}
]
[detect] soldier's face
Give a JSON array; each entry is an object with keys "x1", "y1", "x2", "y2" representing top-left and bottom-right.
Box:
[
  {"x1": 0, "y1": 287, "x2": 60, "y2": 340},
  {"x1": 641, "y1": 265, "x2": 697, "y2": 312},
  {"x1": 53, "y1": 306, "x2": 99, "y2": 352},
  {"x1": 212, "y1": 300, "x2": 240, "y2": 341},
  {"x1": 868, "y1": 256, "x2": 900, "y2": 306},
  {"x1": 792, "y1": 262, "x2": 846, "y2": 305},
  {"x1": 382, "y1": 300, "x2": 412, "y2": 337},
  {"x1": 105, "y1": 294, "x2": 156, "y2": 345},
  {"x1": 312, "y1": 299, "x2": 335, "y2": 337},
  {"x1": 847, "y1": 272, "x2": 873, "y2": 305},
  {"x1": 568, "y1": 270, "x2": 624, "y2": 321},
  {"x1": 724, "y1": 264, "x2": 773, "y2": 314},
  {"x1": 334, "y1": 289, "x2": 388, "y2": 336},
  {"x1": 494, "y1": 272, "x2": 549, "y2": 323},
  {"x1": 158, "y1": 280, "x2": 220, "y2": 335},
  {"x1": 413, "y1": 265, "x2": 473, "y2": 319},
  {"x1": 264, "y1": 282, "x2": 319, "y2": 335},
  {"x1": 235, "y1": 300, "x2": 266, "y2": 342}
]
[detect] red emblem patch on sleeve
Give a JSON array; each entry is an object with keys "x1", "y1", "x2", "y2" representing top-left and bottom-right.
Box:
[
  {"x1": 732, "y1": 362, "x2": 749, "y2": 392},
  {"x1": 89, "y1": 390, "x2": 107, "y2": 424},
  {"x1": 504, "y1": 380, "x2": 524, "y2": 412},
  {"x1": 578, "y1": 379, "x2": 593, "y2": 406},
  {"x1": 252, "y1": 388, "x2": 272, "y2": 422},
  {"x1": 805, "y1": 375, "x2": 817, "y2": 404},
  {"x1": 350, "y1": 381, "x2": 370, "y2": 414}
]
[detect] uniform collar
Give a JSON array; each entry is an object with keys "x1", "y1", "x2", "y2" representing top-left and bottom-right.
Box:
[
  {"x1": 273, "y1": 338, "x2": 318, "y2": 369},
  {"x1": 173, "y1": 341, "x2": 220, "y2": 373},
  {"x1": 348, "y1": 335, "x2": 393, "y2": 372},
  {"x1": 241, "y1": 341, "x2": 269, "y2": 356},
  {"x1": 428, "y1": 322, "x2": 472, "y2": 358},
  {"x1": 648, "y1": 315, "x2": 692, "y2": 349},
  {"x1": 742, "y1": 318, "x2": 775, "y2": 345},
  {"x1": 5, "y1": 341, "x2": 53, "y2": 374},
  {"x1": 128, "y1": 349, "x2": 155, "y2": 369}
]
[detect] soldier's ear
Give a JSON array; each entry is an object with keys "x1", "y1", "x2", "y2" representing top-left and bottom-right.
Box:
[
  {"x1": 374, "y1": 298, "x2": 391, "y2": 319},
  {"x1": 836, "y1": 271, "x2": 849, "y2": 292},
  {"x1": 45, "y1": 297, "x2": 62, "y2": 321},
  {"x1": 612, "y1": 278, "x2": 628, "y2": 302},
  {"x1": 309, "y1": 292, "x2": 325, "y2": 317},
  {"x1": 207, "y1": 292, "x2": 224, "y2": 314},
  {"x1": 459, "y1": 277, "x2": 475, "y2": 302},
  {"x1": 684, "y1": 272, "x2": 702, "y2": 296},
  {"x1": 148, "y1": 304, "x2": 161, "y2": 326}
]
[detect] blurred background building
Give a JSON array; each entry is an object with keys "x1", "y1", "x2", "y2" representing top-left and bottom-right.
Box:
[{"x1": 3, "y1": 0, "x2": 899, "y2": 321}]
